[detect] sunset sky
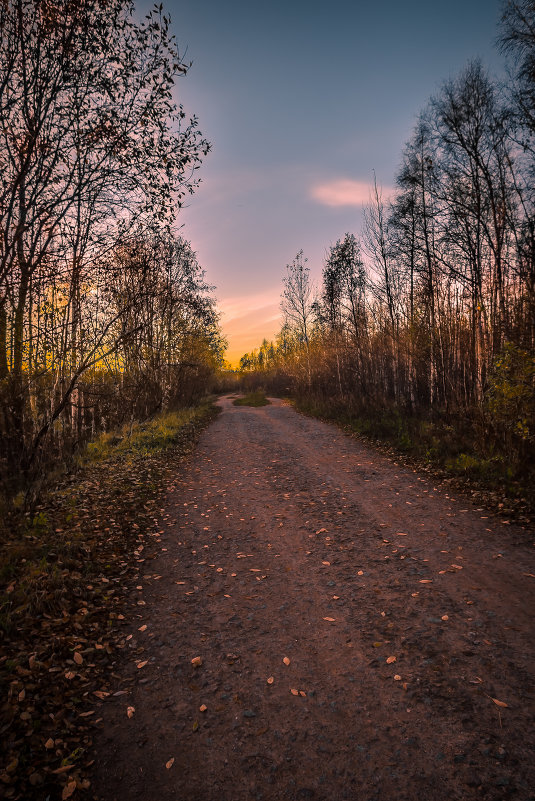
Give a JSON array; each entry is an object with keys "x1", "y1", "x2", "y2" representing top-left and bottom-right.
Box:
[{"x1": 154, "y1": 0, "x2": 505, "y2": 365}]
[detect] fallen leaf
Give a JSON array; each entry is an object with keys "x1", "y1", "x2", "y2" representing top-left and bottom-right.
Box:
[
  {"x1": 322, "y1": 561, "x2": 330, "y2": 566},
  {"x1": 290, "y1": 688, "x2": 299, "y2": 696},
  {"x1": 191, "y1": 656, "x2": 202, "y2": 668},
  {"x1": 394, "y1": 674, "x2": 402, "y2": 681},
  {"x1": 419, "y1": 580, "x2": 432, "y2": 584},
  {"x1": 62, "y1": 780, "x2": 77, "y2": 800},
  {"x1": 299, "y1": 690, "x2": 306, "y2": 697},
  {"x1": 199, "y1": 704, "x2": 207, "y2": 712},
  {"x1": 357, "y1": 570, "x2": 364, "y2": 575},
  {"x1": 136, "y1": 661, "x2": 148, "y2": 669},
  {"x1": 138, "y1": 624, "x2": 147, "y2": 632},
  {"x1": 45, "y1": 738, "x2": 54, "y2": 749},
  {"x1": 166, "y1": 758, "x2": 175, "y2": 769},
  {"x1": 127, "y1": 706, "x2": 135, "y2": 718},
  {"x1": 323, "y1": 617, "x2": 335, "y2": 622},
  {"x1": 441, "y1": 615, "x2": 449, "y2": 621},
  {"x1": 73, "y1": 651, "x2": 83, "y2": 665},
  {"x1": 386, "y1": 656, "x2": 396, "y2": 664},
  {"x1": 491, "y1": 698, "x2": 508, "y2": 708},
  {"x1": 283, "y1": 657, "x2": 290, "y2": 666},
  {"x1": 267, "y1": 676, "x2": 274, "y2": 685}
]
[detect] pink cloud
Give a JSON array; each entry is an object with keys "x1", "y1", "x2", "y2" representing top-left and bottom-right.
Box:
[{"x1": 311, "y1": 179, "x2": 393, "y2": 208}]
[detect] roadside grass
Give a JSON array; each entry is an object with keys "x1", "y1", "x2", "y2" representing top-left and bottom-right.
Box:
[
  {"x1": 0, "y1": 399, "x2": 219, "y2": 800},
  {"x1": 233, "y1": 390, "x2": 271, "y2": 407},
  {"x1": 294, "y1": 396, "x2": 534, "y2": 525},
  {"x1": 83, "y1": 404, "x2": 213, "y2": 462}
]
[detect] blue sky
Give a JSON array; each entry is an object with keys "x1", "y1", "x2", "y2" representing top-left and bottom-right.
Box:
[{"x1": 144, "y1": 0, "x2": 506, "y2": 363}]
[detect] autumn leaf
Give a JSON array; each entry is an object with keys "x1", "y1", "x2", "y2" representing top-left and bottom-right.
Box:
[
  {"x1": 166, "y1": 758, "x2": 175, "y2": 769},
  {"x1": 191, "y1": 656, "x2": 202, "y2": 668},
  {"x1": 386, "y1": 656, "x2": 396, "y2": 664},
  {"x1": 73, "y1": 651, "x2": 83, "y2": 665},
  {"x1": 62, "y1": 780, "x2": 77, "y2": 800},
  {"x1": 283, "y1": 656, "x2": 290, "y2": 666},
  {"x1": 323, "y1": 617, "x2": 335, "y2": 622},
  {"x1": 127, "y1": 706, "x2": 135, "y2": 718},
  {"x1": 136, "y1": 660, "x2": 148, "y2": 669},
  {"x1": 267, "y1": 676, "x2": 274, "y2": 685},
  {"x1": 491, "y1": 698, "x2": 508, "y2": 708},
  {"x1": 290, "y1": 688, "x2": 299, "y2": 696}
]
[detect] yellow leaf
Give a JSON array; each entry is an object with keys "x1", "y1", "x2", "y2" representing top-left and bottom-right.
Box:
[{"x1": 492, "y1": 698, "x2": 508, "y2": 708}]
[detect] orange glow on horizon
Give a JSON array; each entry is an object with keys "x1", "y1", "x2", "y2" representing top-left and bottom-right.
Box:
[{"x1": 219, "y1": 293, "x2": 282, "y2": 367}]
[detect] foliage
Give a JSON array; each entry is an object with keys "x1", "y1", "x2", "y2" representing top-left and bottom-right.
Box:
[
  {"x1": 486, "y1": 342, "x2": 535, "y2": 445},
  {"x1": 0, "y1": 0, "x2": 221, "y2": 496}
]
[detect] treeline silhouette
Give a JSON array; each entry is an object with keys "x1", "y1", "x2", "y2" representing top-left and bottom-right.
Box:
[
  {"x1": 0, "y1": 0, "x2": 223, "y2": 497},
  {"x1": 239, "y1": 2, "x2": 535, "y2": 503}
]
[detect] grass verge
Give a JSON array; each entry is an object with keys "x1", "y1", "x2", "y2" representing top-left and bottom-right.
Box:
[
  {"x1": 233, "y1": 390, "x2": 271, "y2": 407},
  {"x1": 0, "y1": 399, "x2": 219, "y2": 800}
]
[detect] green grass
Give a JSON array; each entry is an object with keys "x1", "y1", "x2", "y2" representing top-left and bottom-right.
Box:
[
  {"x1": 83, "y1": 400, "x2": 215, "y2": 462},
  {"x1": 233, "y1": 390, "x2": 271, "y2": 407}
]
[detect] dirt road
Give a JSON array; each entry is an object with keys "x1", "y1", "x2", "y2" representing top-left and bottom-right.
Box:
[{"x1": 93, "y1": 396, "x2": 535, "y2": 801}]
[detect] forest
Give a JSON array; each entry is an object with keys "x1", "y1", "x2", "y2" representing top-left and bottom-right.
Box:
[
  {"x1": 238, "y1": 4, "x2": 535, "y2": 511},
  {"x1": 1, "y1": 3, "x2": 535, "y2": 801},
  {"x1": 0, "y1": 0, "x2": 224, "y2": 503}
]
